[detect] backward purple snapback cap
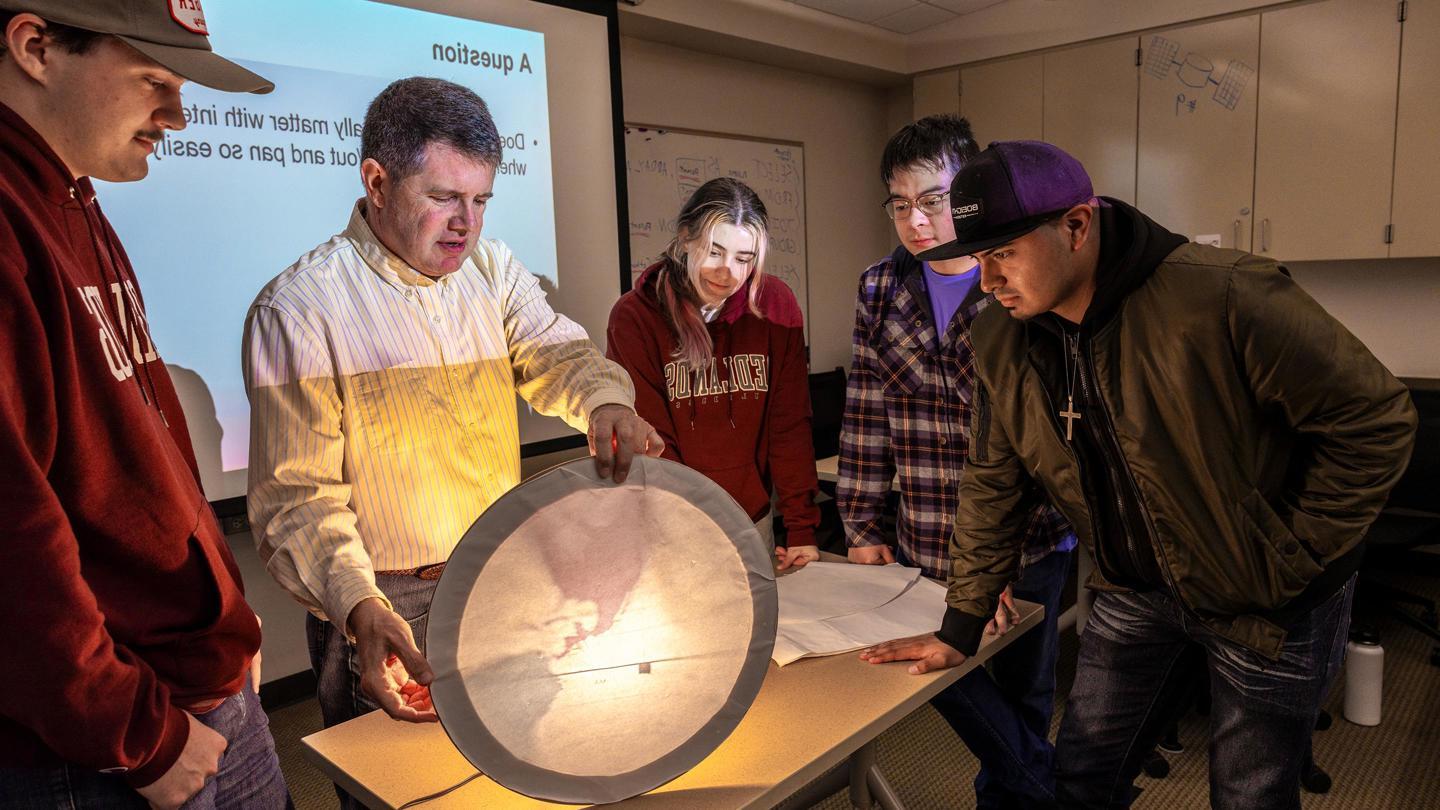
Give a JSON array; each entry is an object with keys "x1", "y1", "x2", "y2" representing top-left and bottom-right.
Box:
[{"x1": 917, "y1": 140, "x2": 1094, "y2": 261}]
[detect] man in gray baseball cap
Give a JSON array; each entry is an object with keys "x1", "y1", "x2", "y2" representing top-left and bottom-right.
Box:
[
  {"x1": 1, "y1": 0, "x2": 272, "y2": 92},
  {"x1": 0, "y1": 3, "x2": 287, "y2": 809}
]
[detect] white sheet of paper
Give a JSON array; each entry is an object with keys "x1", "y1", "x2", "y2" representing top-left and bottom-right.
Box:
[
  {"x1": 775, "y1": 562, "x2": 921, "y2": 624},
  {"x1": 772, "y1": 575, "x2": 949, "y2": 667}
]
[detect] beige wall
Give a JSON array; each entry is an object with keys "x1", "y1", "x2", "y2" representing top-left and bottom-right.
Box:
[
  {"x1": 886, "y1": 85, "x2": 915, "y2": 140},
  {"x1": 620, "y1": 36, "x2": 896, "y2": 373},
  {"x1": 1289, "y1": 259, "x2": 1440, "y2": 379},
  {"x1": 912, "y1": 70, "x2": 959, "y2": 119}
]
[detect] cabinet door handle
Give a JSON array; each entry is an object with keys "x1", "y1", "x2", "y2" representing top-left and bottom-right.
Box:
[
  {"x1": 1233, "y1": 220, "x2": 1241, "y2": 248},
  {"x1": 1261, "y1": 218, "x2": 1270, "y2": 252}
]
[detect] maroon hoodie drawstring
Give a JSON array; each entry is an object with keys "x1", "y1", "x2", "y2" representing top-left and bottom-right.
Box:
[
  {"x1": 717, "y1": 323, "x2": 736, "y2": 430},
  {"x1": 686, "y1": 319, "x2": 738, "y2": 430}
]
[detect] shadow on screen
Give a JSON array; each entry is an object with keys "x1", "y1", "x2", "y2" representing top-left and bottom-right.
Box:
[{"x1": 167, "y1": 363, "x2": 225, "y2": 495}]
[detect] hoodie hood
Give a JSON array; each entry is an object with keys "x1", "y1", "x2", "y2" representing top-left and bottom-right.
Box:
[{"x1": 1079, "y1": 198, "x2": 1189, "y2": 328}]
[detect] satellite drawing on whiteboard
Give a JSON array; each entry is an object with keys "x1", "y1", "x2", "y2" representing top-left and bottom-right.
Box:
[{"x1": 1144, "y1": 35, "x2": 1254, "y2": 112}]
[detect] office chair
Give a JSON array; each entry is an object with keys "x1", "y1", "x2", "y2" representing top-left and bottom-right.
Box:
[
  {"x1": 1354, "y1": 377, "x2": 1440, "y2": 666},
  {"x1": 807, "y1": 366, "x2": 848, "y2": 554},
  {"x1": 809, "y1": 365, "x2": 847, "y2": 465}
]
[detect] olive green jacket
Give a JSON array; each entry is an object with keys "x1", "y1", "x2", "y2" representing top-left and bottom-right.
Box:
[{"x1": 948, "y1": 235, "x2": 1416, "y2": 657}]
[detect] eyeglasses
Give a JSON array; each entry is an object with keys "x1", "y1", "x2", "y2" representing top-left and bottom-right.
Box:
[{"x1": 881, "y1": 192, "x2": 949, "y2": 220}]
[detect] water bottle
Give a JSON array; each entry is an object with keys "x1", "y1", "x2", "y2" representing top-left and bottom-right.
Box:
[{"x1": 1343, "y1": 628, "x2": 1383, "y2": 726}]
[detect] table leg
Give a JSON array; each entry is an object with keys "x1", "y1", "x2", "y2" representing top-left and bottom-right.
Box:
[
  {"x1": 847, "y1": 743, "x2": 871, "y2": 808},
  {"x1": 847, "y1": 742, "x2": 906, "y2": 810},
  {"x1": 864, "y1": 763, "x2": 905, "y2": 810}
]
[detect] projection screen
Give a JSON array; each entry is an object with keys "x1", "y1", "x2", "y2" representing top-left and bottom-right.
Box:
[{"x1": 94, "y1": 0, "x2": 628, "y2": 505}]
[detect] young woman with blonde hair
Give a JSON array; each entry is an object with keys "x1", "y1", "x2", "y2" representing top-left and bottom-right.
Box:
[{"x1": 607, "y1": 177, "x2": 820, "y2": 569}]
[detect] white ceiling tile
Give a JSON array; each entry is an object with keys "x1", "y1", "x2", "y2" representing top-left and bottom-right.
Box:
[
  {"x1": 792, "y1": 0, "x2": 919, "y2": 23},
  {"x1": 870, "y1": 2, "x2": 958, "y2": 34},
  {"x1": 924, "y1": 0, "x2": 1008, "y2": 15}
]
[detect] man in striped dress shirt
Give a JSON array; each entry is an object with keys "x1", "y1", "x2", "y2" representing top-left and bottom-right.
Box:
[
  {"x1": 839, "y1": 116, "x2": 1075, "y2": 809},
  {"x1": 243, "y1": 78, "x2": 661, "y2": 787}
]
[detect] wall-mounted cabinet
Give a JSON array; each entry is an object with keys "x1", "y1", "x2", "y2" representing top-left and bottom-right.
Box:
[
  {"x1": 1391, "y1": 0, "x2": 1440, "y2": 258},
  {"x1": 1043, "y1": 37, "x2": 1140, "y2": 205},
  {"x1": 960, "y1": 55, "x2": 1043, "y2": 145},
  {"x1": 1136, "y1": 16, "x2": 1259, "y2": 250},
  {"x1": 931, "y1": 0, "x2": 1432, "y2": 262},
  {"x1": 1253, "y1": 0, "x2": 1400, "y2": 261}
]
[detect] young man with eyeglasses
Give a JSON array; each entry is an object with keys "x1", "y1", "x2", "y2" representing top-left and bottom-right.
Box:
[{"x1": 838, "y1": 116, "x2": 1075, "y2": 809}]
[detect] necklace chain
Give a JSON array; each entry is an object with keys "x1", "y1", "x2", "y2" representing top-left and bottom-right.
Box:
[
  {"x1": 1064, "y1": 333, "x2": 1080, "y2": 402},
  {"x1": 1060, "y1": 333, "x2": 1083, "y2": 441}
]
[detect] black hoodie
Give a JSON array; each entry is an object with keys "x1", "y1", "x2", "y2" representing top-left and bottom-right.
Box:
[
  {"x1": 1028, "y1": 200, "x2": 1187, "y2": 590},
  {"x1": 1029, "y1": 200, "x2": 1362, "y2": 622}
]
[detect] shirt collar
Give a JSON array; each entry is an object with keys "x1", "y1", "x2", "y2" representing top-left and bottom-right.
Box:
[{"x1": 344, "y1": 199, "x2": 461, "y2": 290}]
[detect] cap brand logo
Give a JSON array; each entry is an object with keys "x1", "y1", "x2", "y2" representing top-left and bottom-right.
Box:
[
  {"x1": 169, "y1": 0, "x2": 208, "y2": 35},
  {"x1": 952, "y1": 199, "x2": 982, "y2": 220}
]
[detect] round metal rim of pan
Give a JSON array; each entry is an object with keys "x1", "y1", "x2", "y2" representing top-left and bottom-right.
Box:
[{"x1": 426, "y1": 456, "x2": 778, "y2": 805}]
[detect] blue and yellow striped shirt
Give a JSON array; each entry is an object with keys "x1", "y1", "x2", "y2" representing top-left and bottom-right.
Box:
[{"x1": 244, "y1": 203, "x2": 633, "y2": 629}]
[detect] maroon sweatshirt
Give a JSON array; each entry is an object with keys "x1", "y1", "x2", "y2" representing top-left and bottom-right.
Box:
[
  {"x1": 607, "y1": 262, "x2": 820, "y2": 546},
  {"x1": 0, "y1": 103, "x2": 259, "y2": 786}
]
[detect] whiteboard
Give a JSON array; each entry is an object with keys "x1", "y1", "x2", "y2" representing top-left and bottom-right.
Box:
[{"x1": 623, "y1": 126, "x2": 808, "y2": 341}]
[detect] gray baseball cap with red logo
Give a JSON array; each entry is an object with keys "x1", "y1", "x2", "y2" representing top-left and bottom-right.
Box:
[
  {"x1": 918, "y1": 140, "x2": 1094, "y2": 261},
  {"x1": 1, "y1": 0, "x2": 272, "y2": 93}
]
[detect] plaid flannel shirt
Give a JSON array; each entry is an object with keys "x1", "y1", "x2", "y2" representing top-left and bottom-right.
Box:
[{"x1": 837, "y1": 246, "x2": 1075, "y2": 580}]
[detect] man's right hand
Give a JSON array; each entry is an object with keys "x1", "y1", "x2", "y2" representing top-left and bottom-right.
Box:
[
  {"x1": 347, "y1": 597, "x2": 438, "y2": 723},
  {"x1": 136, "y1": 712, "x2": 225, "y2": 810},
  {"x1": 859, "y1": 632, "x2": 967, "y2": 675},
  {"x1": 848, "y1": 545, "x2": 895, "y2": 565}
]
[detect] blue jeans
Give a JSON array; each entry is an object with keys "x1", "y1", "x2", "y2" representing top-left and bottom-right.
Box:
[
  {"x1": 307, "y1": 573, "x2": 435, "y2": 810},
  {"x1": 909, "y1": 545, "x2": 1072, "y2": 810},
  {"x1": 0, "y1": 677, "x2": 290, "y2": 809},
  {"x1": 1055, "y1": 577, "x2": 1354, "y2": 810}
]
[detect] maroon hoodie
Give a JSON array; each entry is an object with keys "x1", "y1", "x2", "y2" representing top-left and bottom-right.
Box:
[
  {"x1": 0, "y1": 103, "x2": 259, "y2": 786},
  {"x1": 607, "y1": 262, "x2": 820, "y2": 546}
]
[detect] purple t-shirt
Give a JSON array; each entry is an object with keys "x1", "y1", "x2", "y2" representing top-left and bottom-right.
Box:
[{"x1": 923, "y1": 260, "x2": 980, "y2": 334}]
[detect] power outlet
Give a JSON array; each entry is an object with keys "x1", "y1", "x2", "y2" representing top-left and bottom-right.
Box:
[{"x1": 219, "y1": 513, "x2": 251, "y2": 535}]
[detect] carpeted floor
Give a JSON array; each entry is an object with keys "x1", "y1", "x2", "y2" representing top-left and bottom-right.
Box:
[{"x1": 267, "y1": 568, "x2": 1440, "y2": 809}]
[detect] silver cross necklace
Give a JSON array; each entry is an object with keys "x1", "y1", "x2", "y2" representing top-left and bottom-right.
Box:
[{"x1": 1060, "y1": 333, "x2": 1083, "y2": 441}]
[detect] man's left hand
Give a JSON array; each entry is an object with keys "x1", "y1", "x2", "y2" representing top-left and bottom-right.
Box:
[
  {"x1": 984, "y1": 585, "x2": 1018, "y2": 637},
  {"x1": 588, "y1": 404, "x2": 664, "y2": 483},
  {"x1": 859, "y1": 632, "x2": 967, "y2": 675}
]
